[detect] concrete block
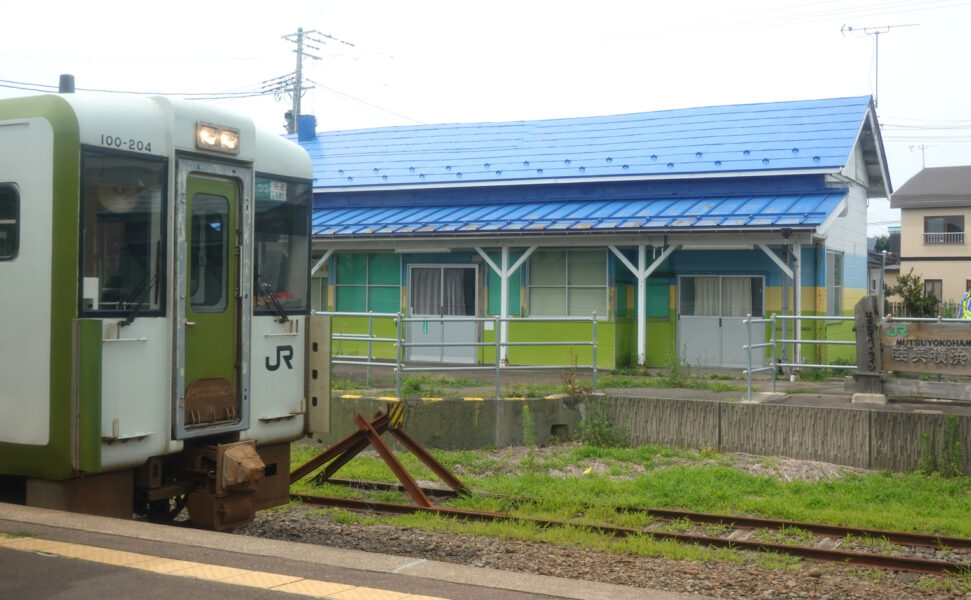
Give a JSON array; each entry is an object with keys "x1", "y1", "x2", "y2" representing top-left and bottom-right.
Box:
[{"x1": 852, "y1": 393, "x2": 887, "y2": 404}]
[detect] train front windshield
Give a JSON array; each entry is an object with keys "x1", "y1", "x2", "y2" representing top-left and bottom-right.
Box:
[
  {"x1": 253, "y1": 177, "x2": 311, "y2": 315},
  {"x1": 79, "y1": 151, "x2": 167, "y2": 316}
]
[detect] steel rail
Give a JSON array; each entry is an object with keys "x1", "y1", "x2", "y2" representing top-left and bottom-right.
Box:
[
  {"x1": 291, "y1": 492, "x2": 970, "y2": 575},
  {"x1": 319, "y1": 478, "x2": 971, "y2": 550}
]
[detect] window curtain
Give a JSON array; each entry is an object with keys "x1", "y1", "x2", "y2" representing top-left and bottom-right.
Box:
[
  {"x1": 442, "y1": 268, "x2": 467, "y2": 315},
  {"x1": 722, "y1": 277, "x2": 753, "y2": 317},
  {"x1": 693, "y1": 277, "x2": 720, "y2": 316},
  {"x1": 410, "y1": 267, "x2": 440, "y2": 314}
]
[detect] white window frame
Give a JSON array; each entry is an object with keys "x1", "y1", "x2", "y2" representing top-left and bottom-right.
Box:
[{"x1": 527, "y1": 248, "x2": 608, "y2": 317}]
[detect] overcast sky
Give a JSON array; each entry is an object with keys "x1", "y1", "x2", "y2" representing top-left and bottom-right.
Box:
[{"x1": 5, "y1": 0, "x2": 971, "y2": 235}]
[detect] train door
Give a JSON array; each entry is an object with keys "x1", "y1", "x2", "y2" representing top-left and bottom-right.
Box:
[{"x1": 174, "y1": 161, "x2": 252, "y2": 438}]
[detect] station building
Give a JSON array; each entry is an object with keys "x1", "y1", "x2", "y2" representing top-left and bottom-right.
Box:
[{"x1": 294, "y1": 96, "x2": 891, "y2": 369}]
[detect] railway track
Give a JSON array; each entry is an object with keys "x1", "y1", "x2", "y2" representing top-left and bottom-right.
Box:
[{"x1": 291, "y1": 479, "x2": 971, "y2": 575}]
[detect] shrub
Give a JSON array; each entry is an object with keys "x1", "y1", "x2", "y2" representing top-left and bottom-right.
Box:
[{"x1": 579, "y1": 399, "x2": 629, "y2": 448}]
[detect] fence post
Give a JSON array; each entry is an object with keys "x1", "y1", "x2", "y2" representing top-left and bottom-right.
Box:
[
  {"x1": 395, "y1": 313, "x2": 403, "y2": 399},
  {"x1": 495, "y1": 316, "x2": 501, "y2": 400},
  {"x1": 366, "y1": 311, "x2": 374, "y2": 387},
  {"x1": 771, "y1": 314, "x2": 777, "y2": 393},
  {"x1": 591, "y1": 312, "x2": 598, "y2": 393},
  {"x1": 745, "y1": 314, "x2": 752, "y2": 402}
]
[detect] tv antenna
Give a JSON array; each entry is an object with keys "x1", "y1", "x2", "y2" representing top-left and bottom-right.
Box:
[
  {"x1": 909, "y1": 144, "x2": 935, "y2": 169},
  {"x1": 842, "y1": 23, "x2": 918, "y2": 108}
]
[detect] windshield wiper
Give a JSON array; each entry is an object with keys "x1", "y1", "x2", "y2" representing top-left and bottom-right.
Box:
[
  {"x1": 121, "y1": 272, "x2": 158, "y2": 326},
  {"x1": 257, "y1": 269, "x2": 289, "y2": 323},
  {"x1": 121, "y1": 241, "x2": 162, "y2": 327}
]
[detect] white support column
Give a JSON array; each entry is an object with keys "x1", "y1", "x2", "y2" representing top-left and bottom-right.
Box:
[
  {"x1": 500, "y1": 247, "x2": 510, "y2": 362},
  {"x1": 311, "y1": 249, "x2": 334, "y2": 276},
  {"x1": 793, "y1": 241, "x2": 802, "y2": 365},
  {"x1": 637, "y1": 245, "x2": 647, "y2": 366},
  {"x1": 608, "y1": 244, "x2": 678, "y2": 366},
  {"x1": 758, "y1": 244, "x2": 793, "y2": 280},
  {"x1": 475, "y1": 246, "x2": 536, "y2": 363}
]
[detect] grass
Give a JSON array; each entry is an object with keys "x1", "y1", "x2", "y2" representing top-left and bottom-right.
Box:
[
  {"x1": 335, "y1": 367, "x2": 748, "y2": 399},
  {"x1": 287, "y1": 440, "x2": 971, "y2": 579}
]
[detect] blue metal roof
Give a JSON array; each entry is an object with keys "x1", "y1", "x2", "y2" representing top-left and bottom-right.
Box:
[
  {"x1": 311, "y1": 191, "x2": 847, "y2": 237},
  {"x1": 296, "y1": 96, "x2": 875, "y2": 190}
]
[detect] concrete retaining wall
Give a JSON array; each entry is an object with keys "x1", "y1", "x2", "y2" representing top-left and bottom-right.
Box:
[
  {"x1": 610, "y1": 395, "x2": 971, "y2": 475},
  {"x1": 313, "y1": 395, "x2": 583, "y2": 450},
  {"x1": 313, "y1": 394, "x2": 969, "y2": 475}
]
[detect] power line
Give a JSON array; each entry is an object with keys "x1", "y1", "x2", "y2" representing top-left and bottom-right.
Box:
[
  {"x1": 0, "y1": 78, "x2": 288, "y2": 99},
  {"x1": 305, "y1": 78, "x2": 423, "y2": 125}
]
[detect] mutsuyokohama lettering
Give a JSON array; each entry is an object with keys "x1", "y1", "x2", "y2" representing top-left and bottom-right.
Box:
[{"x1": 894, "y1": 339, "x2": 971, "y2": 347}]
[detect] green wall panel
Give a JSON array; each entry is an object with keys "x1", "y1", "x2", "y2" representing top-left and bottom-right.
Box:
[
  {"x1": 485, "y1": 251, "x2": 522, "y2": 315},
  {"x1": 368, "y1": 253, "x2": 400, "y2": 285},
  {"x1": 331, "y1": 315, "x2": 399, "y2": 360},
  {"x1": 336, "y1": 286, "x2": 365, "y2": 312},
  {"x1": 337, "y1": 254, "x2": 366, "y2": 284},
  {"x1": 479, "y1": 320, "x2": 615, "y2": 368}
]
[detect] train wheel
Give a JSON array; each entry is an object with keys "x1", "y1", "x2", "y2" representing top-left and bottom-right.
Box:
[{"x1": 146, "y1": 494, "x2": 187, "y2": 523}]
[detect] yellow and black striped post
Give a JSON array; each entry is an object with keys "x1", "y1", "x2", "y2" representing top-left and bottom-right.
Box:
[{"x1": 387, "y1": 401, "x2": 405, "y2": 430}]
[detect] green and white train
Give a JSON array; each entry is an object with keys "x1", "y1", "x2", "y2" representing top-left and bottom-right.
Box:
[{"x1": 0, "y1": 90, "x2": 316, "y2": 529}]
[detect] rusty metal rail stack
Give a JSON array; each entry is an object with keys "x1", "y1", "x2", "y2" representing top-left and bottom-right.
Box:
[{"x1": 289, "y1": 403, "x2": 467, "y2": 508}]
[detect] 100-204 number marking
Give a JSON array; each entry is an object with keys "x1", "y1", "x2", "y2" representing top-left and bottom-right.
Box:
[{"x1": 100, "y1": 134, "x2": 152, "y2": 153}]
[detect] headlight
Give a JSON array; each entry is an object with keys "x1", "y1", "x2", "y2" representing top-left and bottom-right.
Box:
[
  {"x1": 220, "y1": 129, "x2": 239, "y2": 151},
  {"x1": 196, "y1": 122, "x2": 241, "y2": 154}
]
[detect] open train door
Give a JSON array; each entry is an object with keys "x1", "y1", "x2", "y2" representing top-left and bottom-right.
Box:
[{"x1": 173, "y1": 160, "x2": 253, "y2": 439}]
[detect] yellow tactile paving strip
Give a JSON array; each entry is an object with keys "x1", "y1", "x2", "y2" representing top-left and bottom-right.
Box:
[{"x1": 0, "y1": 534, "x2": 448, "y2": 600}]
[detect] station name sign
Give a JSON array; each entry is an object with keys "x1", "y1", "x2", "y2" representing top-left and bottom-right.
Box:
[{"x1": 881, "y1": 322, "x2": 971, "y2": 375}]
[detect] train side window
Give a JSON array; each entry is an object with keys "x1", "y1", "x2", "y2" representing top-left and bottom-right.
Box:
[
  {"x1": 79, "y1": 151, "x2": 167, "y2": 316},
  {"x1": 254, "y1": 176, "x2": 310, "y2": 315},
  {"x1": 0, "y1": 185, "x2": 17, "y2": 260},
  {"x1": 189, "y1": 194, "x2": 229, "y2": 312}
]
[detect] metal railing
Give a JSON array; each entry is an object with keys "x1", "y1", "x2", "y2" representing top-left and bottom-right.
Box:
[
  {"x1": 322, "y1": 311, "x2": 599, "y2": 399},
  {"x1": 743, "y1": 312, "x2": 971, "y2": 401},
  {"x1": 923, "y1": 231, "x2": 965, "y2": 245},
  {"x1": 742, "y1": 313, "x2": 856, "y2": 401},
  {"x1": 887, "y1": 300, "x2": 961, "y2": 319}
]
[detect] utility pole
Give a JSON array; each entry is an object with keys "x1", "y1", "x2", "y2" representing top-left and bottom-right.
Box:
[
  {"x1": 842, "y1": 23, "x2": 918, "y2": 108},
  {"x1": 282, "y1": 28, "x2": 354, "y2": 133}
]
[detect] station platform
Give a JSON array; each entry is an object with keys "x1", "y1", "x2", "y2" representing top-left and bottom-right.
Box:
[{"x1": 0, "y1": 503, "x2": 709, "y2": 600}]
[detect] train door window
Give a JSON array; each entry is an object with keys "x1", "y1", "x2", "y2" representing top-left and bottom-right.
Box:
[
  {"x1": 80, "y1": 151, "x2": 166, "y2": 315},
  {"x1": 0, "y1": 185, "x2": 17, "y2": 260},
  {"x1": 189, "y1": 194, "x2": 229, "y2": 312},
  {"x1": 254, "y1": 176, "x2": 311, "y2": 315}
]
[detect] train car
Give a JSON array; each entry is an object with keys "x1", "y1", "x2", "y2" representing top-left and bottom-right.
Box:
[{"x1": 0, "y1": 91, "x2": 314, "y2": 530}]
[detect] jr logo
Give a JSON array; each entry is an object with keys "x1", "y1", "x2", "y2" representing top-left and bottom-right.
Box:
[
  {"x1": 886, "y1": 324, "x2": 908, "y2": 338},
  {"x1": 266, "y1": 345, "x2": 294, "y2": 371}
]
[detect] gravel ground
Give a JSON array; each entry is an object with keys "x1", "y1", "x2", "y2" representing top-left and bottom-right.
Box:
[
  {"x1": 233, "y1": 447, "x2": 971, "y2": 599},
  {"x1": 235, "y1": 506, "x2": 969, "y2": 599}
]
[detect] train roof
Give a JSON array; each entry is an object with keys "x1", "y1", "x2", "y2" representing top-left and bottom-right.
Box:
[{"x1": 0, "y1": 93, "x2": 311, "y2": 180}]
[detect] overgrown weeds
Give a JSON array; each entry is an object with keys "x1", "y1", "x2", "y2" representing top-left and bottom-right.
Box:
[
  {"x1": 919, "y1": 415, "x2": 966, "y2": 478},
  {"x1": 578, "y1": 399, "x2": 629, "y2": 448}
]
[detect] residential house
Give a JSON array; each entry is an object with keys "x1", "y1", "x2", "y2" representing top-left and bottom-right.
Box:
[{"x1": 890, "y1": 166, "x2": 971, "y2": 313}]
